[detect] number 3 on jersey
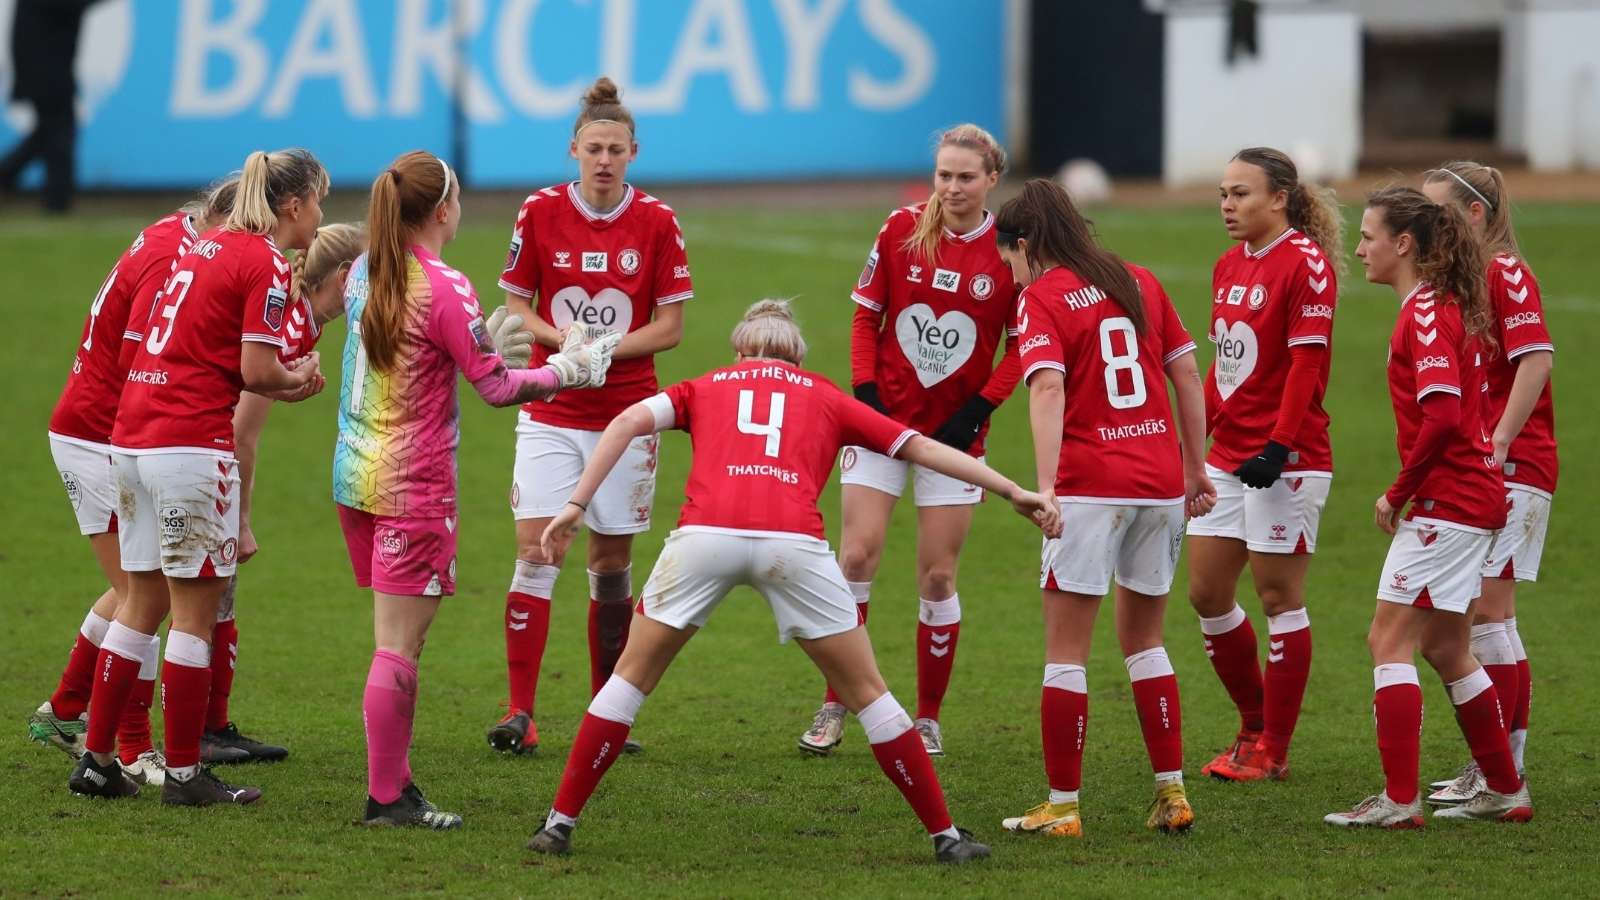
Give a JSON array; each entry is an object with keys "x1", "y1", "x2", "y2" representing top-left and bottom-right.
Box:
[
  {"x1": 144, "y1": 269, "x2": 195, "y2": 356},
  {"x1": 1099, "y1": 316, "x2": 1147, "y2": 409},
  {"x1": 737, "y1": 389, "x2": 786, "y2": 457}
]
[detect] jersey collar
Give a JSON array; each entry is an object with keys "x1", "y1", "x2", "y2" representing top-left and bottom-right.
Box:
[
  {"x1": 942, "y1": 210, "x2": 994, "y2": 243},
  {"x1": 567, "y1": 181, "x2": 635, "y2": 224},
  {"x1": 1244, "y1": 227, "x2": 1296, "y2": 259},
  {"x1": 181, "y1": 213, "x2": 199, "y2": 240},
  {"x1": 1402, "y1": 282, "x2": 1437, "y2": 307}
]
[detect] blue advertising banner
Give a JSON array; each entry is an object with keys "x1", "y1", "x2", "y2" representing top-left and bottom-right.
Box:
[{"x1": 0, "y1": 0, "x2": 1008, "y2": 188}]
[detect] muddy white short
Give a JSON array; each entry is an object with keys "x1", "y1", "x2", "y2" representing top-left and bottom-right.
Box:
[
  {"x1": 838, "y1": 444, "x2": 982, "y2": 507},
  {"x1": 1042, "y1": 500, "x2": 1185, "y2": 596},
  {"x1": 112, "y1": 451, "x2": 241, "y2": 578},
  {"x1": 639, "y1": 527, "x2": 859, "y2": 643},
  {"x1": 1377, "y1": 519, "x2": 1494, "y2": 614},
  {"x1": 1184, "y1": 464, "x2": 1331, "y2": 554},
  {"x1": 48, "y1": 433, "x2": 118, "y2": 535},
  {"x1": 511, "y1": 412, "x2": 658, "y2": 535},
  {"x1": 1480, "y1": 486, "x2": 1551, "y2": 583}
]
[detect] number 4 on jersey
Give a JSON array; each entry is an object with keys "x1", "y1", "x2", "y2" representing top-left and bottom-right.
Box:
[{"x1": 737, "y1": 389, "x2": 786, "y2": 458}]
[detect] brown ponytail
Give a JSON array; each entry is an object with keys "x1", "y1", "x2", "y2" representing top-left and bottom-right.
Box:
[
  {"x1": 996, "y1": 178, "x2": 1145, "y2": 333},
  {"x1": 224, "y1": 148, "x2": 328, "y2": 235},
  {"x1": 362, "y1": 151, "x2": 454, "y2": 371},
  {"x1": 573, "y1": 76, "x2": 635, "y2": 137},
  {"x1": 903, "y1": 123, "x2": 1007, "y2": 265},
  {"x1": 1233, "y1": 147, "x2": 1346, "y2": 276},
  {"x1": 1424, "y1": 161, "x2": 1519, "y2": 256},
  {"x1": 1367, "y1": 186, "x2": 1494, "y2": 348}
]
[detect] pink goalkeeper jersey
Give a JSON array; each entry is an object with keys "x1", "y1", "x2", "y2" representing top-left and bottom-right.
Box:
[{"x1": 334, "y1": 245, "x2": 504, "y2": 517}]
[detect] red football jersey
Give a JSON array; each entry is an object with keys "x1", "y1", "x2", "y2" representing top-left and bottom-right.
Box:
[
  {"x1": 112, "y1": 228, "x2": 290, "y2": 454},
  {"x1": 1017, "y1": 263, "x2": 1196, "y2": 502},
  {"x1": 1204, "y1": 228, "x2": 1337, "y2": 473},
  {"x1": 1484, "y1": 254, "x2": 1557, "y2": 494},
  {"x1": 48, "y1": 213, "x2": 197, "y2": 446},
  {"x1": 652, "y1": 359, "x2": 916, "y2": 540},
  {"x1": 850, "y1": 206, "x2": 1018, "y2": 452},
  {"x1": 1385, "y1": 284, "x2": 1505, "y2": 531},
  {"x1": 499, "y1": 182, "x2": 693, "y2": 430}
]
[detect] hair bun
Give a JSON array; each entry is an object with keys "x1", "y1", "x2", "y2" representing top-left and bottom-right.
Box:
[
  {"x1": 583, "y1": 76, "x2": 621, "y2": 107},
  {"x1": 744, "y1": 298, "x2": 796, "y2": 321}
]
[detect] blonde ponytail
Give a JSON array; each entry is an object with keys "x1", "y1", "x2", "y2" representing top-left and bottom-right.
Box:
[
  {"x1": 223, "y1": 148, "x2": 328, "y2": 236},
  {"x1": 1425, "y1": 161, "x2": 1520, "y2": 257},
  {"x1": 292, "y1": 222, "x2": 367, "y2": 301},
  {"x1": 227, "y1": 152, "x2": 276, "y2": 234},
  {"x1": 905, "y1": 193, "x2": 946, "y2": 267}
]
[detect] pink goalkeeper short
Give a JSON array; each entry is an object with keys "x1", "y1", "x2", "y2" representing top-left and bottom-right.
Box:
[{"x1": 337, "y1": 505, "x2": 457, "y2": 597}]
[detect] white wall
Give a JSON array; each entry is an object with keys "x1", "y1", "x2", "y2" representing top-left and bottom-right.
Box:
[
  {"x1": 1162, "y1": 4, "x2": 1361, "y2": 185},
  {"x1": 1502, "y1": 2, "x2": 1600, "y2": 170}
]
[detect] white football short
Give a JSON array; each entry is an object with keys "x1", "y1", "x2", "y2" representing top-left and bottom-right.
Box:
[
  {"x1": 838, "y1": 445, "x2": 982, "y2": 507},
  {"x1": 1185, "y1": 465, "x2": 1331, "y2": 554},
  {"x1": 113, "y1": 451, "x2": 241, "y2": 578},
  {"x1": 1480, "y1": 486, "x2": 1551, "y2": 583},
  {"x1": 639, "y1": 527, "x2": 859, "y2": 643},
  {"x1": 511, "y1": 413, "x2": 657, "y2": 535},
  {"x1": 1377, "y1": 519, "x2": 1494, "y2": 614},
  {"x1": 48, "y1": 433, "x2": 118, "y2": 535},
  {"x1": 1042, "y1": 501, "x2": 1186, "y2": 596}
]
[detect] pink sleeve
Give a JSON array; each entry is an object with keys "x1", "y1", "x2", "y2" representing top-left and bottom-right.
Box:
[
  {"x1": 469, "y1": 365, "x2": 562, "y2": 408},
  {"x1": 429, "y1": 271, "x2": 501, "y2": 384}
]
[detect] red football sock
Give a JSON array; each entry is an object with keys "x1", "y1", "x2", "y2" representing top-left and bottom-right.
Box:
[
  {"x1": 869, "y1": 728, "x2": 953, "y2": 834},
  {"x1": 206, "y1": 619, "x2": 238, "y2": 732},
  {"x1": 1200, "y1": 607, "x2": 1264, "y2": 733},
  {"x1": 50, "y1": 633, "x2": 101, "y2": 720},
  {"x1": 1481, "y1": 664, "x2": 1519, "y2": 737},
  {"x1": 1261, "y1": 610, "x2": 1312, "y2": 760},
  {"x1": 588, "y1": 600, "x2": 633, "y2": 697},
  {"x1": 162, "y1": 662, "x2": 212, "y2": 770},
  {"x1": 915, "y1": 595, "x2": 961, "y2": 721},
  {"x1": 1041, "y1": 678, "x2": 1087, "y2": 792},
  {"x1": 1127, "y1": 649, "x2": 1183, "y2": 775},
  {"x1": 552, "y1": 712, "x2": 632, "y2": 818},
  {"x1": 84, "y1": 623, "x2": 149, "y2": 757},
  {"x1": 1449, "y1": 670, "x2": 1520, "y2": 794},
  {"x1": 1373, "y1": 665, "x2": 1422, "y2": 805},
  {"x1": 505, "y1": 593, "x2": 551, "y2": 714},
  {"x1": 823, "y1": 600, "x2": 870, "y2": 705},
  {"x1": 117, "y1": 675, "x2": 156, "y2": 765}
]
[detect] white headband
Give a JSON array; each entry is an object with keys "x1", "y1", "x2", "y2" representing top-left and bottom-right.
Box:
[
  {"x1": 436, "y1": 156, "x2": 452, "y2": 207},
  {"x1": 575, "y1": 118, "x2": 633, "y2": 139},
  {"x1": 1435, "y1": 168, "x2": 1493, "y2": 211}
]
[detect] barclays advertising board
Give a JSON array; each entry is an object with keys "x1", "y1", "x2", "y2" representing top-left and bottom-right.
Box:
[{"x1": 0, "y1": 0, "x2": 1009, "y2": 187}]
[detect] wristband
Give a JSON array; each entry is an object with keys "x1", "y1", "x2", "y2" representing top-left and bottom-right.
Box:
[{"x1": 567, "y1": 499, "x2": 588, "y2": 512}]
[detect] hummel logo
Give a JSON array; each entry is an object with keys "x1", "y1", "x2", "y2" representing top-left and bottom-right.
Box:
[
  {"x1": 1504, "y1": 267, "x2": 1523, "y2": 285},
  {"x1": 1507, "y1": 285, "x2": 1529, "y2": 304},
  {"x1": 1307, "y1": 275, "x2": 1328, "y2": 294}
]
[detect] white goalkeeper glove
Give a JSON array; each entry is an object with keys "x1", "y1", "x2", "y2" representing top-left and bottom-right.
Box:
[
  {"x1": 486, "y1": 306, "x2": 534, "y2": 369},
  {"x1": 547, "y1": 328, "x2": 623, "y2": 390}
]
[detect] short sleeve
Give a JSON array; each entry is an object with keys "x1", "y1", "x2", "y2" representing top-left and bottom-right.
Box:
[
  {"x1": 661, "y1": 379, "x2": 695, "y2": 430},
  {"x1": 122, "y1": 256, "x2": 172, "y2": 343},
  {"x1": 837, "y1": 389, "x2": 917, "y2": 458},
  {"x1": 428, "y1": 261, "x2": 501, "y2": 383},
  {"x1": 498, "y1": 195, "x2": 541, "y2": 299},
  {"x1": 1410, "y1": 296, "x2": 1463, "y2": 400},
  {"x1": 1494, "y1": 260, "x2": 1553, "y2": 359},
  {"x1": 1149, "y1": 274, "x2": 1196, "y2": 364},
  {"x1": 1285, "y1": 242, "x2": 1337, "y2": 348},
  {"x1": 240, "y1": 243, "x2": 289, "y2": 348},
  {"x1": 850, "y1": 212, "x2": 902, "y2": 312},
  {"x1": 1016, "y1": 286, "x2": 1065, "y2": 383},
  {"x1": 652, "y1": 206, "x2": 694, "y2": 305}
]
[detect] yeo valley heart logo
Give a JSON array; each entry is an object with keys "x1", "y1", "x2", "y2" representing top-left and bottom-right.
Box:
[
  {"x1": 896, "y1": 304, "x2": 977, "y2": 387},
  {"x1": 550, "y1": 286, "x2": 634, "y2": 333},
  {"x1": 1211, "y1": 318, "x2": 1258, "y2": 399}
]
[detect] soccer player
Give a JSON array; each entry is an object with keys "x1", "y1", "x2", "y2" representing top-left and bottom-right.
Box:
[
  {"x1": 1421, "y1": 163, "x2": 1553, "y2": 803},
  {"x1": 524, "y1": 300, "x2": 1058, "y2": 863},
  {"x1": 994, "y1": 179, "x2": 1214, "y2": 838},
  {"x1": 798, "y1": 123, "x2": 1019, "y2": 758},
  {"x1": 335, "y1": 150, "x2": 615, "y2": 830},
  {"x1": 34, "y1": 182, "x2": 231, "y2": 783},
  {"x1": 68, "y1": 148, "x2": 328, "y2": 805},
  {"x1": 491, "y1": 76, "x2": 693, "y2": 756},
  {"x1": 204, "y1": 222, "x2": 369, "y2": 766},
  {"x1": 1325, "y1": 187, "x2": 1530, "y2": 828},
  {"x1": 1189, "y1": 148, "x2": 1343, "y2": 782}
]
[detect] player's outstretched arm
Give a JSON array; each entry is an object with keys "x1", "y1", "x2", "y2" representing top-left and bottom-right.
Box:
[
  {"x1": 242, "y1": 344, "x2": 323, "y2": 398},
  {"x1": 542, "y1": 402, "x2": 659, "y2": 557},
  {"x1": 1166, "y1": 352, "x2": 1217, "y2": 518},
  {"x1": 898, "y1": 435, "x2": 1061, "y2": 537}
]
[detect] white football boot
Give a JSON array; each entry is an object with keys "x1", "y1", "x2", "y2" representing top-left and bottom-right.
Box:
[
  {"x1": 1433, "y1": 780, "x2": 1533, "y2": 822},
  {"x1": 1324, "y1": 792, "x2": 1425, "y2": 829},
  {"x1": 1427, "y1": 761, "x2": 1484, "y2": 805},
  {"x1": 798, "y1": 702, "x2": 846, "y2": 756},
  {"x1": 120, "y1": 748, "x2": 167, "y2": 786},
  {"x1": 915, "y1": 718, "x2": 944, "y2": 757}
]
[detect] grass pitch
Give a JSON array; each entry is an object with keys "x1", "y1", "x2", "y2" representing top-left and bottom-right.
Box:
[{"x1": 1, "y1": 198, "x2": 1595, "y2": 897}]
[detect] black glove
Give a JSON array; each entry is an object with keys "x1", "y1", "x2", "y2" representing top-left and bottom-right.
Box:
[
  {"x1": 854, "y1": 381, "x2": 889, "y2": 415},
  {"x1": 930, "y1": 396, "x2": 998, "y2": 452},
  {"x1": 1233, "y1": 440, "x2": 1290, "y2": 489}
]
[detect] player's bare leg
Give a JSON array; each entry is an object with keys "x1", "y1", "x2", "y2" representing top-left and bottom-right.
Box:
[
  {"x1": 910, "y1": 502, "x2": 974, "y2": 756},
  {"x1": 798, "y1": 626, "x2": 988, "y2": 863},
  {"x1": 1187, "y1": 536, "x2": 1263, "y2": 775},
  {"x1": 494, "y1": 515, "x2": 560, "y2": 755},
  {"x1": 529, "y1": 615, "x2": 696, "y2": 854},
  {"x1": 364, "y1": 591, "x2": 459, "y2": 829},
  {"x1": 801, "y1": 485, "x2": 894, "y2": 755}
]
